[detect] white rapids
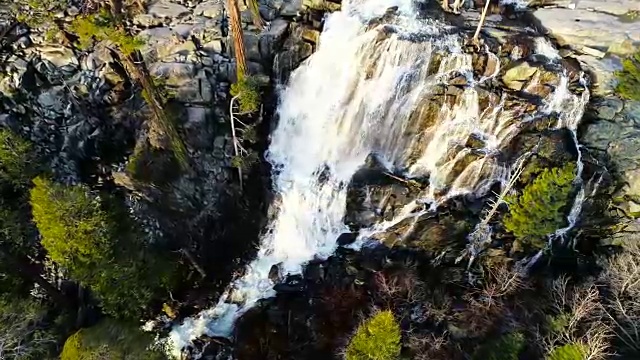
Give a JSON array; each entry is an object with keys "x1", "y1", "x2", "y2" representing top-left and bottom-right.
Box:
[{"x1": 168, "y1": 0, "x2": 589, "y2": 356}]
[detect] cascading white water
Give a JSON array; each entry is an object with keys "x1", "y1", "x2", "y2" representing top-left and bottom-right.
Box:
[{"x1": 168, "y1": 0, "x2": 590, "y2": 356}]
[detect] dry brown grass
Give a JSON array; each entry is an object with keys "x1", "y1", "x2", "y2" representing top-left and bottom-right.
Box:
[{"x1": 600, "y1": 240, "x2": 640, "y2": 354}]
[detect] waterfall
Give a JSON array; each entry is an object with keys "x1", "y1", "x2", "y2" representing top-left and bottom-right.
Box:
[{"x1": 168, "y1": 0, "x2": 589, "y2": 356}]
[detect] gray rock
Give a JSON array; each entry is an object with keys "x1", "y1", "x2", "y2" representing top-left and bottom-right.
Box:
[
  {"x1": 37, "y1": 86, "x2": 67, "y2": 114},
  {"x1": 260, "y1": 19, "x2": 290, "y2": 60},
  {"x1": 280, "y1": 0, "x2": 302, "y2": 16},
  {"x1": 203, "y1": 40, "x2": 224, "y2": 53},
  {"x1": 583, "y1": 101, "x2": 640, "y2": 203},
  {"x1": 243, "y1": 32, "x2": 262, "y2": 62},
  {"x1": 189, "y1": 21, "x2": 224, "y2": 43},
  {"x1": 259, "y1": 4, "x2": 278, "y2": 21},
  {"x1": 533, "y1": 8, "x2": 640, "y2": 55},
  {"x1": 185, "y1": 107, "x2": 209, "y2": 127},
  {"x1": 134, "y1": 14, "x2": 164, "y2": 27},
  {"x1": 138, "y1": 27, "x2": 180, "y2": 48},
  {"x1": 150, "y1": 62, "x2": 197, "y2": 80},
  {"x1": 194, "y1": 0, "x2": 224, "y2": 18},
  {"x1": 575, "y1": 54, "x2": 621, "y2": 95},
  {"x1": 148, "y1": 0, "x2": 190, "y2": 18},
  {"x1": 67, "y1": 6, "x2": 80, "y2": 16},
  {"x1": 544, "y1": 0, "x2": 640, "y2": 16},
  {"x1": 37, "y1": 46, "x2": 78, "y2": 68},
  {"x1": 595, "y1": 97, "x2": 625, "y2": 121}
]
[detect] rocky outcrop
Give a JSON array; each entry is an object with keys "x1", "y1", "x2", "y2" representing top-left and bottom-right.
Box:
[
  {"x1": 0, "y1": 0, "x2": 324, "y2": 324},
  {"x1": 527, "y1": 1, "x2": 638, "y2": 93},
  {"x1": 514, "y1": 0, "x2": 640, "y2": 235}
]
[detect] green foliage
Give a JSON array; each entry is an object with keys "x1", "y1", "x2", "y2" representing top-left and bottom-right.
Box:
[
  {"x1": 30, "y1": 177, "x2": 111, "y2": 271},
  {"x1": 473, "y1": 332, "x2": 525, "y2": 360},
  {"x1": 0, "y1": 296, "x2": 57, "y2": 359},
  {"x1": 30, "y1": 177, "x2": 176, "y2": 318},
  {"x1": 345, "y1": 310, "x2": 401, "y2": 360},
  {"x1": 615, "y1": 51, "x2": 640, "y2": 101},
  {"x1": 60, "y1": 319, "x2": 167, "y2": 360},
  {"x1": 546, "y1": 343, "x2": 587, "y2": 360},
  {"x1": 70, "y1": 12, "x2": 144, "y2": 55},
  {"x1": 14, "y1": 0, "x2": 66, "y2": 31},
  {"x1": 547, "y1": 313, "x2": 571, "y2": 334},
  {"x1": 231, "y1": 76, "x2": 262, "y2": 113},
  {"x1": 504, "y1": 163, "x2": 576, "y2": 249},
  {"x1": 231, "y1": 152, "x2": 259, "y2": 171},
  {"x1": 0, "y1": 129, "x2": 34, "y2": 186}
]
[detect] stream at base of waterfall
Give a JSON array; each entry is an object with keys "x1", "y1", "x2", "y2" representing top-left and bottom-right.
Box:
[{"x1": 167, "y1": 0, "x2": 589, "y2": 356}]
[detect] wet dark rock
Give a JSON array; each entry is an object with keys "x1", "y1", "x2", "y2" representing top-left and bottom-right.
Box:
[
  {"x1": 272, "y1": 23, "x2": 316, "y2": 82},
  {"x1": 304, "y1": 262, "x2": 325, "y2": 282},
  {"x1": 510, "y1": 128, "x2": 578, "y2": 168},
  {"x1": 274, "y1": 276, "x2": 305, "y2": 293},
  {"x1": 336, "y1": 232, "x2": 358, "y2": 246},
  {"x1": 269, "y1": 263, "x2": 282, "y2": 283}
]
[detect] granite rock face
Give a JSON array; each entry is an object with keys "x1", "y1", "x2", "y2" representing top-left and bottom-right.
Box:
[
  {"x1": 529, "y1": 1, "x2": 640, "y2": 228},
  {"x1": 0, "y1": 0, "x2": 323, "y2": 246}
]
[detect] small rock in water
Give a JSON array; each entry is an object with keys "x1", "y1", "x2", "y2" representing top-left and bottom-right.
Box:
[
  {"x1": 273, "y1": 281, "x2": 304, "y2": 293},
  {"x1": 336, "y1": 232, "x2": 358, "y2": 246},
  {"x1": 268, "y1": 263, "x2": 282, "y2": 283}
]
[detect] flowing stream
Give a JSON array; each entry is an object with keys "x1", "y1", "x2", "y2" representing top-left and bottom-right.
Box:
[{"x1": 169, "y1": 0, "x2": 589, "y2": 355}]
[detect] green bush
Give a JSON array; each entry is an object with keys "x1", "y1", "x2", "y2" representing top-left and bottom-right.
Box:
[
  {"x1": 61, "y1": 319, "x2": 167, "y2": 360},
  {"x1": 13, "y1": 0, "x2": 66, "y2": 31},
  {"x1": 345, "y1": 310, "x2": 401, "y2": 360},
  {"x1": 30, "y1": 177, "x2": 112, "y2": 271},
  {"x1": 231, "y1": 76, "x2": 262, "y2": 113},
  {"x1": 547, "y1": 313, "x2": 571, "y2": 334},
  {"x1": 70, "y1": 12, "x2": 144, "y2": 55},
  {"x1": 473, "y1": 331, "x2": 525, "y2": 360},
  {"x1": 546, "y1": 343, "x2": 587, "y2": 360},
  {"x1": 0, "y1": 129, "x2": 34, "y2": 186},
  {"x1": 504, "y1": 163, "x2": 576, "y2": 250},
  {"x1": 615, "y1": 51, "x2": 640, "y2": 101},
  {"x1": 30, "y1": 177, "x2": 176, "y2": 318}
]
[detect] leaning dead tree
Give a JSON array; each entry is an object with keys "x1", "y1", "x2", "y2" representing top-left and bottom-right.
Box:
[
  {"x1": 461, "y1": 158, "x2": 526, "y2": 266},
  {"x1": 473, "y1": 0, "x2": 493, "y2": 43},
  {"x1": 245, "y1": 0, "x2": 266, "y2": 28},
  {"x1": 227, "y1": 0, "x2": 263, "y2": 191}
]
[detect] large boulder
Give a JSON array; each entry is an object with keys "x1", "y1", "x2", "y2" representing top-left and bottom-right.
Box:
[
  {"x1": 147, "y1": 0, "x2": 190, "y2": 18},
  {"x1": 533, "y1": 8, "x2": 640, "y2": 56},
  {"x1": 541, "y1": 0, "x2": 640, "y2": 16}
]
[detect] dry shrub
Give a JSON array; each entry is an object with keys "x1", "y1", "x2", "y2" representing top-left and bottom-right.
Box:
[
  {"x1": 372, "y1": 269, "x2": 426, "y2": 306},
  {"x1": 600, "y1": 240, "x2": 640, "y2": 355},
  {"x1": 541, "y1": 277, "x2": 610, "y2": 360},
  {"x1": 482, "y1": 263, "x2": 527, "y2": 302},
  {"x1": 407, "y1": 332, "x2": 459, "y2": 360},
  {"x1": 453, "y1": 264, "x2": 526, "y2": 338}
]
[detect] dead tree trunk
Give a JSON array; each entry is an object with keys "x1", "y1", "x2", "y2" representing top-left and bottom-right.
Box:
[
  {"x1": 120, "y1": 50, "x2": 190, "y2": 170},
  {"x1": 473, "y1": 0, "x2": 493, "y2": 43},
  {"x1": 227, "y1": 0, "x2": 248, "y2": 79},
  {"x1": 245, "y1": 0, "x2": 266, "y2": 29}
]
